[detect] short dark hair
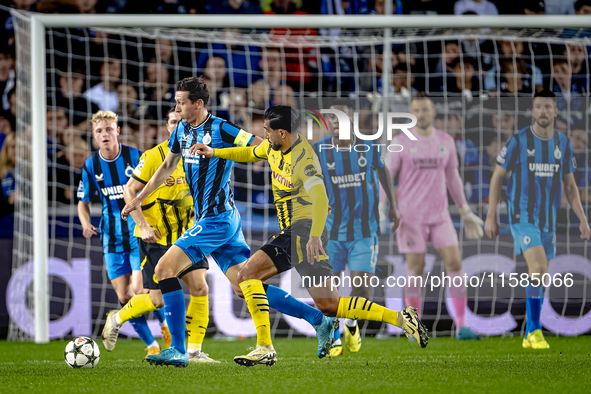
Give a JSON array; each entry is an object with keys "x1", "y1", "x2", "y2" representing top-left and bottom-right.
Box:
[
  {"x1": 264, "y1": 105, "x2": 299, "y2": 133},
  {"x1": 167, "y1": 106, "x2": 176, "y2": 117},
  {"x1": 534, "y1": 89, "x2": 557, "y2": 100},
  {"x1": 575, "y1": 0, "x2": 591, "y2": 11},
  {"x1": 330, "y1": 98, "x2": 355, "y2": 110},
  {"x1": 175, "y1": 76, "x2": 210, "y2": 105}
]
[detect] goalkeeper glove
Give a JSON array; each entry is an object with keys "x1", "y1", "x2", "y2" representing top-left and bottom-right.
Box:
[{"x1": 460, "y1": 204, "x2": 484, "y2": 240}]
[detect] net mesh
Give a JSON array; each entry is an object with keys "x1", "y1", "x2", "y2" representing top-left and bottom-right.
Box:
[{"x1": 8, "y1": 16, "x2": 591, "y2": 341}]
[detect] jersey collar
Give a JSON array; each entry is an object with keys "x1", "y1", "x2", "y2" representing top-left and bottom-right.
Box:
[
  {"x1": 99, "y1": 144, "x2": 122, "y2": 162},
  {"x1": 283, "y1": 134, "x2": 302, "y2": 155},
  {"x1": 189, "y1": 113, "x2": 211, "y2": 130}
]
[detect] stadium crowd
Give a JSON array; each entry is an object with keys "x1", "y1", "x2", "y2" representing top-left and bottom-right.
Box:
[{"x1": 0, "y1": 0, "x2": 590, "y2": 217}]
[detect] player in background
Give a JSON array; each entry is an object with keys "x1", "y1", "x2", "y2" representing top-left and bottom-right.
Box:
[
  {"x1": 387, "y1": 94, "x2": 483, "y2": 340},
  {"x1": 312, "y1": 98, "x2": 400, "y2": 356},
  {"x1": 485, "y1": 90, "x2": 590, "y2": 349},
  {"x1": 190, "y1": 105, "x2": 428, "y2": 367},
  {"x1": 101, "y1": 108, "x2": 219, "y2": 363},
  {"x1": 77, "y1": 111, "x2": 160, "y2": 357},
  {"x1": 122, "y1": 77, "x2": 340, "y2": 367}
]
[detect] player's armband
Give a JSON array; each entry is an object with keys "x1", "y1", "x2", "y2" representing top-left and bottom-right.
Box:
[
  {"x1": 234, "y1": 129, "x2": 253, "y2": 147},
  {"x1": 304, "y1": 176, "x2": 324, "y2": 193},
  {"x1": 77, "y1": 180, "x2": 85, "y2": 199}
]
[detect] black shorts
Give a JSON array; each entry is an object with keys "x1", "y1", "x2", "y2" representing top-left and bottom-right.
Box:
[
  {"x1": 260, "y1": 219, "x2": 333, "y2": 288},
  {"x1": 139, "y1": 240, "x2": 208, "y2": 290}
]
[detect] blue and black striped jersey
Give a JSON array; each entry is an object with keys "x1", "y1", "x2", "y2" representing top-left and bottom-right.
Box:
[
  {"x1": 313, "y1": 136, "x2": 384, "y2": 241},
  {"x1": 77, "y1": 144, "x2": 141, "y2": 253},
  {"x1": 168, "y1": 114, "x2": 254, "y2": 220},
  {"x1": 497, "y1": 126, "x2": 576, "y2": 232}
]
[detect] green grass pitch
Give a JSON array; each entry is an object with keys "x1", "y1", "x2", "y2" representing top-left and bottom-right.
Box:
[{"x1": 1, "y1": 336, "x2": 590, "y2": 393}]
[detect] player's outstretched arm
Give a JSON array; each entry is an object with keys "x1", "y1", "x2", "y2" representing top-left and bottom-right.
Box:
[
  {"x1": 77, "y1": 201, "x2": 97, "y2": 238},
  {"x1": 377, "y1": 166, "x2": 400, "y2": 232},
  {"x1": 189, "y1": 136, "x2": 266, "y2": 163},
  {"x1": 563, "y1": 173, "x2": 591, "y2": 240},
  {"x1": 122, "y1": 151, "x2": 181, "y2": 219},
  {"x1": 122, "y1": 177, "x2": 162, "y2": 243},
  {"x1": 485, "y1": 164, "x2": 507, "y2": 239}
]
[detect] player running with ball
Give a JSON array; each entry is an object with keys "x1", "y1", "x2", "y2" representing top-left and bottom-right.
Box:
[
  {"x1": 485, "y1": 90, "x2": 590, "y2": 349},
  {"x1": 191, "y1": 105, "x2": 428, "y2": 367},
  {"x1": 387, "y1": 94, "x2": 483, "y2": 340}
]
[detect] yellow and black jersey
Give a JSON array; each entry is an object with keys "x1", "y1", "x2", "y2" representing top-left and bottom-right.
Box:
[
  {"x1": 131, "y1": 141, "x2": 194, "y2": 247},
  {"x1": 252, "y1": 133, "x2": 327, "y2": 229}
]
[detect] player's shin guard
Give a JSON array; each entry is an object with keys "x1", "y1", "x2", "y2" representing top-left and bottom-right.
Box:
[
  {"x1": 160, "y1": 278, "x2": 187, "y2": 354},
  {"x1": 186, "y1": 295, "x2": 208, "y2": 352},
  {"x1": 240, "y1": 279, "x2": 272, "y2": 346},
  {"x1": 404, "y1": 269, "x2": 422, "y2": 317},
  {"x1": 118, "y1": 294, "x2": 158, "y2": 324},
  {"x1": 336, "y1": 296, "x2": 401, "y2": 328},
  {"x1": 526, "y1": 284, "x2": 544, "y2": 334},
  {"x1": 153, "y1": 308, "x2": 167, "y2": 327},
  {"x1": 448, "y1": 271, "x2": 467, "y2": 330},
  {"x1": 128, "y1": 315, "x2": 157, "y2": 347},
  {"x1": 263, "y1": 284, "x2": 323, "y2": 326}
]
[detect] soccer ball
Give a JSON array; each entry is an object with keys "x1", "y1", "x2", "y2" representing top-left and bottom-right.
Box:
[{"x1": 64, "y1": 336, "x2": 100, "y2": 369}]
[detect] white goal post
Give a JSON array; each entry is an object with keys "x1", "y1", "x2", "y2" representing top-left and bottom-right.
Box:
[{"x1": 16, "y1": 11, "x2": 591, "y2": 343}]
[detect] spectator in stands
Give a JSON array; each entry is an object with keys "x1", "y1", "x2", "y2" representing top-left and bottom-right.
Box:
[
  {"x1": 485, "y1": 40, "x2": 544, "y2": 93},
  {"x1": 552, "y1": 58, "x2": 586, "y2": 128},
  {"x1": 496, "y1": 58, "x2": 535, "y2": 96},
  {"x1": 139, "y1": 122, "x2": 158, "y2": 151},
  {"x1": 76, "y1": 0, "x2": 98, "y2": 14},
  {"x1": 0, "y1": 86, "x2": 15, "y2": 149},
  {"x1": 564, "y1": 44, "x2": 586, "y2": 77},
  {"x1": 273, "y1": 84, "x2": 295, "y2": 107},
  {"x1": 544, "y1": 0, "x2": 577, "y2": 13},
  {"x1": 491, "y1": 103, "x2": 517, "y2": 138},
  {"x1": 523, "y1": 0, "x2": 546, "y2": 14},
  {"x1": 202, "y1": 56, "x2": 229, "y2": 113},
  {"x1": 0, "y1": 46, "x2": 15, "y2": 114},
  {"x1": 225, "y1": 87, "x2": 250, "y2": 128},
  {"x1": 47, "y1": 107, "x2": 69, "y2": 151},
  {"x1": 0, "y1": 132, "x2": 15, "y2": 215},
  {"x1": 249, "y1": 80, "x2": 271, "y2": 111},
  {"x1": 454, "y1": 0, "x2": 499, "y2": 15},
  {"x1": 391, "y1": 63, "x2": 417, "y2": 96},
  {"x1": 205, "y1": 0, "x2": 263, "y2": 14},
  {"x1": 84, "y1": 57, "x2": 120, "y2": 112},
  {"x1": 402, "y1": 0, "x2": 453, "y2": 14},
  {"x1": 435, "y1": 111, "x2": 479, "y2": 175},
  {"x1": 142, "y1": 61, "x2": 174, "y2": 120},
  {"x1": 151, "y1": 38, "x2": 181, "y2": 84},
  {"x1": 433, "y1": 41, "x2": 460, "y2": 76},
  {"x1": 151, "y1": 0, "x2": 204, "y2": 14},
  {"x1": 55, "y1": 68, "x2": 100, "y2": 128},
  {"x1": 371, "y1": 0, "x2": 403, "y2": 14},
  {"x1": 117, "y1": 84, "x2": 140, "y2": 123},
  {"x1": 575, "y1": 0, "x2": 591, "y2": 14},
  {"x1": 51, "y1": 137, "x2": 89, "y2": 205},
  {"x1": 467, "y1": 133, "x2": 509, "y2": 203},
  {"x1": 442, "y1": 56, "x2": 481, "y2": 96},
  {"x1": 570, "y1": 128, "x2": 590, "y2": 202},
  {"x1": 196, "y1": 29, "x2": 262, "y2": 88}
]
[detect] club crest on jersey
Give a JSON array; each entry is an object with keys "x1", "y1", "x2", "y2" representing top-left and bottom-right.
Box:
[
  {"x1": 125, "y1": 165, "x2": 134, "y2": 178},
  {"x1": 554, "y1": 145, "x2": 562, "y2": 160},
  {"x1": 439, "y1": 145, "x2": 447, "y2": 154},
  {"x1": 523, "y1": 235, "x2": 531, "y2": 245},
  {"x1": 304, "y1": 164, "x2": 317, "y2": 177},
  {"x1": 203, "y1": 133, "x2": 212, "y2": 145},
  {"x1": 358, "y1": 156, "x2": 367, "y2": 168}
]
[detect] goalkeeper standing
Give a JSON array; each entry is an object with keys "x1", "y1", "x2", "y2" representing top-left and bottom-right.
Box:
[{"x1": 386, "y1": 94, "x2": 482, "y2": 340}]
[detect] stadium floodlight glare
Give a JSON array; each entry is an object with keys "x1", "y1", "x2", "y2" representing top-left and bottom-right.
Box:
[{"x1": 10, "y1": 10, "x2": 591, "y2": 344}]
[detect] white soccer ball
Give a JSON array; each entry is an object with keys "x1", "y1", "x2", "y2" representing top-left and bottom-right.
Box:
[{"x1": 64, "y1": 336, "x2": 100, "y2": 369}]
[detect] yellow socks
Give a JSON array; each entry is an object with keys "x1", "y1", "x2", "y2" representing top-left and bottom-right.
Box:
[
  {"x1": 117, "y1": 293, "x2": 157, "y2": 324},
  {"x1": 240, "y1": 279, "x2": 272, "y2": 346},
  {"x1": 186, "y1": 295, "x2": 209, "y2": 352},
  {"x1": 336, "y1": 296, "x2": 400, "y2": 328}
]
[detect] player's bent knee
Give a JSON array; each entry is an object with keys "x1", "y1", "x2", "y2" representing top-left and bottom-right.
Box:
[
  {"x1": 189, "y1": 282, "x2": 209, "y2": 297},
  {"x1": 446, "y1": 260, "x2": 462, "y2": 273},
  {"x1": 236, "y1": 267, "x2": 258, "y2": 283},
  {"x1": 316, "y1": 298, "x2": 339, "y2": 317}
]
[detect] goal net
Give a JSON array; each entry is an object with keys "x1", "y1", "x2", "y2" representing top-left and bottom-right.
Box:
[{"x1": 8, "y1": 12, "x2": 591, "y2": 341}]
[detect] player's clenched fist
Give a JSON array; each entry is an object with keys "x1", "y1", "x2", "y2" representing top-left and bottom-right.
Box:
[
  {"x1": 121, "y1": 197, "x2": 141, "y2": 220},
  {"x1": 484, "y1": 215, "x2": 499, "y2": 239},
  {"x1": 82, "y1": 223, "x2": 97, "y2": 238},
  {"x1": 580, "y1": 220, "x2": 591, "y2": 240},
  {"x1": 189, "y1": 143, "x2": 215, "y2": 158}
]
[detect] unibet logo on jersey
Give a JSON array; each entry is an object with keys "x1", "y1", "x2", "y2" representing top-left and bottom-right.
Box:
[
  {"x1": 529, "y1": 163, "x2": 560, "y2": 177},
  {"x1": 331, "y1": 171, "x2": 367, "y2": 189},
  {"x1": 101, "y1": 185, "x2": 125, "y2": 200}
]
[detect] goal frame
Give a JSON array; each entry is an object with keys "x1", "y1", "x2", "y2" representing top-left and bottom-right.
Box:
[{"x1": 18, "y1": 11, "x2": 591, "y2": 343}]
